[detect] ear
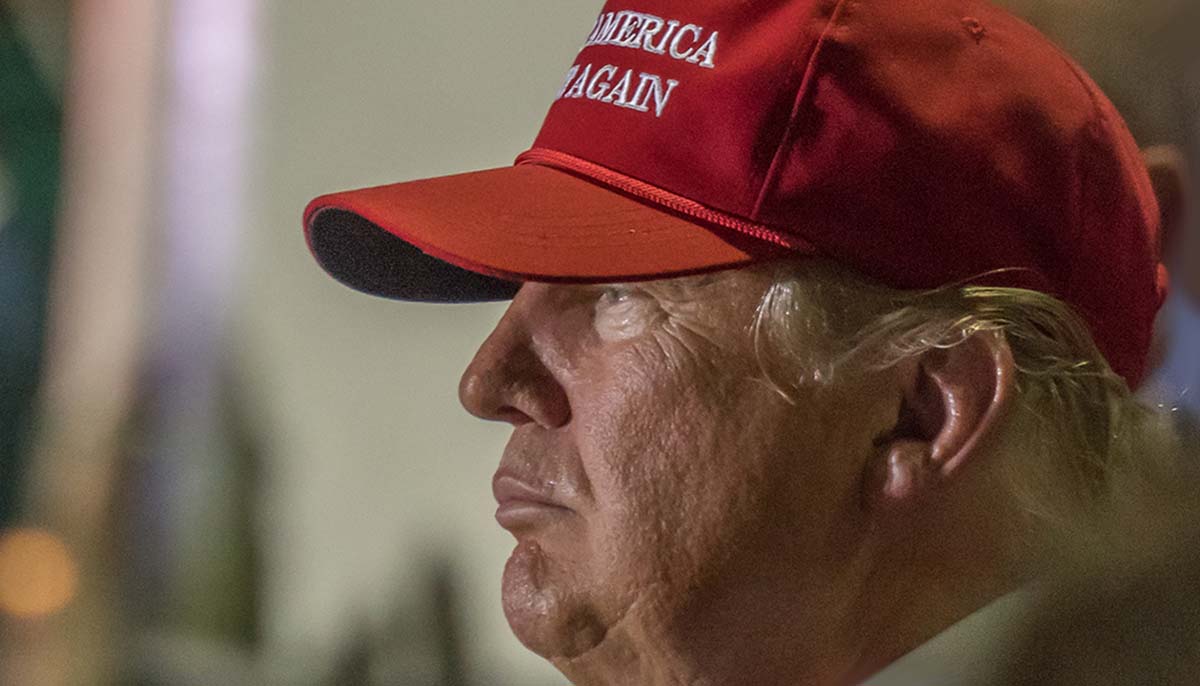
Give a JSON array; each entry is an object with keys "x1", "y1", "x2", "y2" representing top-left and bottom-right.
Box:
[{"x1": 864, "y1": 331, "x2": 1016, "y2": 512}]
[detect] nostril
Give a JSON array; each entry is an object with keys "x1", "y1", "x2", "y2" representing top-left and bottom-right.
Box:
[{"x1": 494, "y1": 405, "x2": 535, "y2": 426}]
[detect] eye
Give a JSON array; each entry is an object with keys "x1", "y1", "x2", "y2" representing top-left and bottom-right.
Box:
[
  {"x1": 592, "y1": 284, "x2": 658, "y2": 342},
  {"x1": 598, "y1": 285, "x2": 634, "y2": 305}
]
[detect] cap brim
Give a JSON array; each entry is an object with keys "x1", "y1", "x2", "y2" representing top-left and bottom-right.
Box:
[{"x1": 304, "y1": 164, "x2": 794, "y2": 303}]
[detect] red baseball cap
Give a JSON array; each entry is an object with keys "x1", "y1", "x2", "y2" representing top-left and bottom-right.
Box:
[{"x1": 304, "y1": 0, "x2": 1168, "y2": 387}]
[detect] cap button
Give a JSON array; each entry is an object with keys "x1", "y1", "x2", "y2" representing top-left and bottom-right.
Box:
[{"x1": 961, "y1": 17, "x2": 987, "y2": 43}]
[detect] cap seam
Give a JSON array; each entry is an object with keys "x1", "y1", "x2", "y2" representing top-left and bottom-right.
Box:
[
  {"x1": 751, "y1": 0, "x2": 855, "y2": 219},
  {"x1": 1023, "y1": 18, "x2": 1110, "y2": 307}
]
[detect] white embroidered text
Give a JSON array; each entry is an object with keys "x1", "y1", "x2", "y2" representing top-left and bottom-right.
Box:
[{"x1": 552, "y1": 9, "x2": 718, "y2": 118}]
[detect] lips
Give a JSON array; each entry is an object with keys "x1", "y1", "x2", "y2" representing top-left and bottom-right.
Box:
[{"x1": 492, "y1": 472, "x2": 572, "y2": 530}]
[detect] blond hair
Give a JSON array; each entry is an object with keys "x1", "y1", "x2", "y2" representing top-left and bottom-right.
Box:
[{"x1": 751, "y1": 260, "x2": 1180, "y2": 546}]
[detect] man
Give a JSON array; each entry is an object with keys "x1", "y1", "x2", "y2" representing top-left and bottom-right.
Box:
[{"x1": 303, "y1": 1, "x2": 1179, "y2": 683}]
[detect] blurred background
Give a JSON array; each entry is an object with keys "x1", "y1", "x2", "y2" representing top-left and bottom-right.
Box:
[{"x1": 0, "y1": 1, "x2": 1195, "y2": 684}]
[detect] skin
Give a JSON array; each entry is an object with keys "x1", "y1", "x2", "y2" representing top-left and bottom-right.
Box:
[{"x1": 459, "y1": 263, "x2": 1021, "y2": 685}]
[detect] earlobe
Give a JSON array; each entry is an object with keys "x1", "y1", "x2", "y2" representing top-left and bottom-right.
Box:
[
  {"x1": 864, "y1": 332, "x2": 1016, "y2": 512},
  {"x1": 869, "y1": 439, "x2": 930, "y2": 509}
]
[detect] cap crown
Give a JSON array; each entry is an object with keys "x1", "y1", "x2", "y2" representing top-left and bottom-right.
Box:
[{"x1": 524, "y1": 0, "x2": 1165, "y2": 385}]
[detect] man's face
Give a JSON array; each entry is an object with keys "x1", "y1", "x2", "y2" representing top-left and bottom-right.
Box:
[{"x1": 459, "y1": 266, "x2": 888, "y2": 664}]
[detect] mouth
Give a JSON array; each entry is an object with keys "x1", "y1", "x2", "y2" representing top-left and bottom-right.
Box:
[{"x1": 492, "y1": 474, "x2": 572, "y2": 530}]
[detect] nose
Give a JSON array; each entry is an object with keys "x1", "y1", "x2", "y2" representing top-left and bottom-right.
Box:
[{"x1": 459, "y1": 294, "x2": 572, "y2": 428}]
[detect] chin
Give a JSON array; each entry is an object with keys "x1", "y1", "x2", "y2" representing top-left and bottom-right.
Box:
[{"x1": 501, "y1": 540, "x2": 609, "y2": 660}]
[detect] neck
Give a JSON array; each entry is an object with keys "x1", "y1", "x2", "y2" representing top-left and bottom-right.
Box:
[
  {"x1": 847, "y1": 487, "x2": 1028, "y2": 681},
  {"x1": 556, "y1": 489, "x2": 1025, "y2": 685},
  {"x1": 846, "y1": 563, "x2": 1020, "y2": 682},
  {"x1": 553, "y1": 557, "x2": 873, "y2": 685}
]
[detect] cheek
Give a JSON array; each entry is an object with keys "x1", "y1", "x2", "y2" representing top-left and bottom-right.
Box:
[
  {"x1": 573, "y1": 349, "x2": 785, "y2": 583},
  {"x1": 575, "y1": 354, "x2": 691, "y2": 525}
]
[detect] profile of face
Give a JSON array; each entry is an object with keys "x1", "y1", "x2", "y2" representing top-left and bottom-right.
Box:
[{"x1": 458, "y1": 266, "x2": 898, "y2": 677}]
